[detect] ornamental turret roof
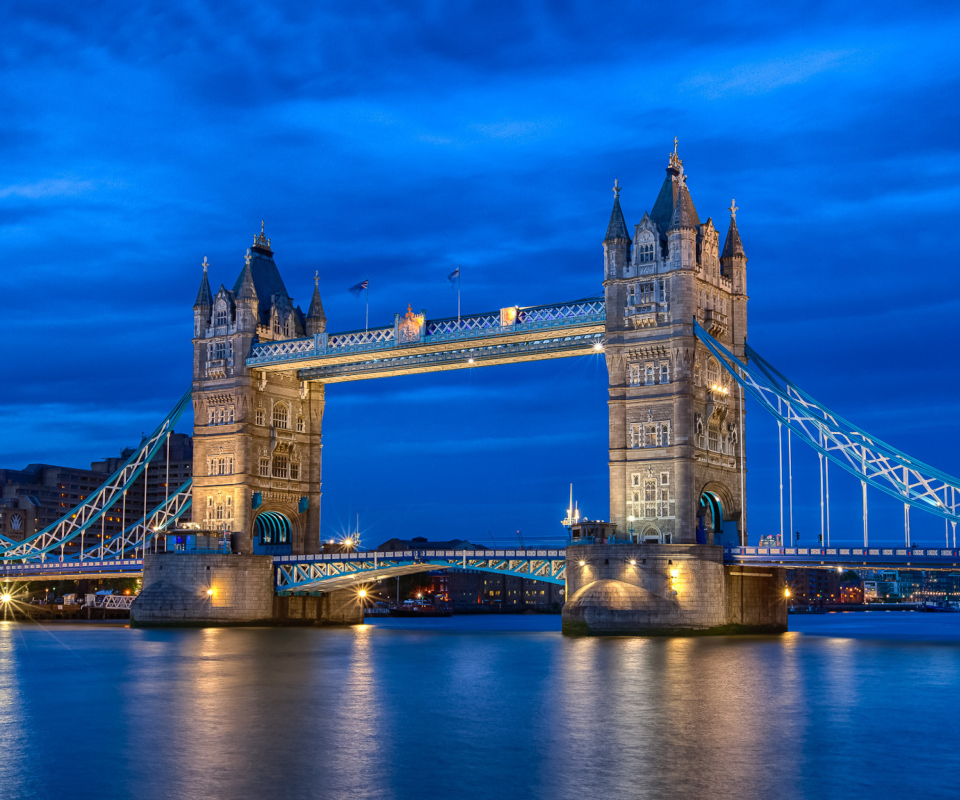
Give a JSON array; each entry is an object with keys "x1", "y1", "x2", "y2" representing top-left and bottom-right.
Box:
[
  {"x1": 193, "y1": 256, "x2": 213, "y2": 308},
  {"x1": 604, "y1": 180, "x2": 630, "y2": 242},
  {"x1": 652, "y1": 140, "x2": 699, "y2": 233},
  {"x1": 307, "y1": 272, "x2": 327, "y2": 325},
  {"x1": 721, "y1": 200, "x2": 746, "y2": 259},
  {"x1": 232, "y1": 224, "x2": 296, "y2": 326}
]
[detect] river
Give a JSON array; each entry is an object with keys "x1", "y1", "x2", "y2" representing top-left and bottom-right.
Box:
[{"x1": 1, "y1": 612, "x2": 958, "y2": 799}]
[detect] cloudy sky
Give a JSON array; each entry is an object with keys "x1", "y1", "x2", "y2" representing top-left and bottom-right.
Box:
[{"x1": 3, "y1": 1, "x2": 959, "y2": 546}]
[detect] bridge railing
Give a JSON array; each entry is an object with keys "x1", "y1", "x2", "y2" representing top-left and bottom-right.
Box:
[{"x1": 247, "y1": 297, "x2": 606, "y2": 366}]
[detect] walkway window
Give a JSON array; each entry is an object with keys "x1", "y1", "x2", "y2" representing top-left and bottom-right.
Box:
[{"x1": 273, "y1": 403, "x2": 288, "y2": 429}]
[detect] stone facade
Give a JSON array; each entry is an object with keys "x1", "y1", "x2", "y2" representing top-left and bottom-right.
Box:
[
  {"x1": 561, "y1": 543, "x2": 786, "y2": 635},
  {"x1": 192, "y1": 230, "x2": 327, "y2": 555},
  {"x1": 132, "y1": 553, "x2": 363, "y2": 626},
  {"x1": 603, "y1": 145, "x2": 748, "y2": 545}
]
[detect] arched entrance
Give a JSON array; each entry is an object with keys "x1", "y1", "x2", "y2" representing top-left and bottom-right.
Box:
[
  {"x1": 254, "y1": 511, "x2": 292, "y2": 554},
  {"x1": 698, "y1": 491, "x2": 724, "y2": 545}
]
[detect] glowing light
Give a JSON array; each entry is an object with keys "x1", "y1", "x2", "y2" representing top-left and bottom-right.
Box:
[
  {"x1": 207, "y1": 589, "x2": 214, "y2": 596},
  {"x1": 629, "y1": 559, "x2": 636, "y2": 566},
  {"x1": 670, "y1": 568, "x2": 679, "y2": 579},
  {"x1": 467, "y1": 358, "x2": 475, "y2": 364},
  {"x1": 593, "y1": 342, "x2": 603, "y2": 351},
  {"x1": 0, "y1": 594, "x2": 10, "y2": 603},
  {"x1": 784, "y1": 588, "x2": 791, "y2": 598},
  {"x1": 578, "y1": 560, "x2": 586, "y2": 567},
  {"x1": 358, "y1": 589, "x2": 367, "y2": 598}
]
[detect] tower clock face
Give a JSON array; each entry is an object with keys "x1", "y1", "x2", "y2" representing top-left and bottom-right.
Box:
[{"x1": 10, "y1": 513, "x2": 23, "y2": 531}]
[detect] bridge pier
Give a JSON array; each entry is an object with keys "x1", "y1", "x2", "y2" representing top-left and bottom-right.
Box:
[
  {"x1": 130, "y1": 553, "x2": 363, "y2": 627},
  {"x1": 561, "y1": 543, "x2": 786, "y2": 636}
]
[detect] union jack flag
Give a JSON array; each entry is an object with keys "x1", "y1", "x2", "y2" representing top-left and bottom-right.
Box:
[{"x1": 349, "y1": 279, "x2": 369, "y2": 296}]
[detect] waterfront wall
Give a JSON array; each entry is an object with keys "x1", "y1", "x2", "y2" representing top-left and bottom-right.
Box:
[
  {"x1": 131, "y1": 553, "x2": 362, "y2": 626},
  {"x1": 561, "y1": 543, "x2": 786, "y2": 635}
]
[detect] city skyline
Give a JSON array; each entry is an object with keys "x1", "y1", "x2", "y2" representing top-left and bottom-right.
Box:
[{"x1": 3, "y1": 2, "x2": 959, "y2": 545}]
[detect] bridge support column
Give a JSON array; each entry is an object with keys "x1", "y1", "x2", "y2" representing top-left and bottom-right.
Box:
[
  {"x1": 131, "y1": 554, "x2": 363, "y2": 627},
  {"x1": 561, "y1": 543, "x2": 786, "y2": 636}
]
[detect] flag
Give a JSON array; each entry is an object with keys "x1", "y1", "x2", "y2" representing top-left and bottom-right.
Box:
[
  {"x1": 349, "y1": 279, "x2": 368, "y2": 296},
  {"x1": 447, "y1": 266, "x2": 460, "y2": 284}
]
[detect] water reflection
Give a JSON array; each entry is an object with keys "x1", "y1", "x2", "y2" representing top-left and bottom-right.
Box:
[{"x1": 2, "y1": 614, "x2": 960, "y2": 800}]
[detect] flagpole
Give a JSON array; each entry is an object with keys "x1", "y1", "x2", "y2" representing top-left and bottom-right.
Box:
[
  {"x1": 457, "y1": 261, "x2": 461, "y2": 325},
  {"x1": 365, "y1": 283, "x2": 369, "y2": 333}
]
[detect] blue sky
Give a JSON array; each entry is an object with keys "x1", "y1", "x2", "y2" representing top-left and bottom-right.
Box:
[{"x1": 3, "y1": 1, "x2": 959, "y2": 547}]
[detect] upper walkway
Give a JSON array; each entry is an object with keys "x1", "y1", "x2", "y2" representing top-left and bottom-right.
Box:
[{"x1": 245, "y1": 297, "x2": 605, "y2": 381}]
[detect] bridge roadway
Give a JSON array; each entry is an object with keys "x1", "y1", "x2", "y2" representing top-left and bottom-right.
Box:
[
  {"x1": 4, "y1": 546, "x2": 960, "y2": 589},
  {"x1": 245, "y1": 298, "x2": 606, "y2": 381}
]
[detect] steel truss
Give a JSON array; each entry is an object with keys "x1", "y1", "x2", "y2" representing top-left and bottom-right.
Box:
[
  {"x1": 0, "y1": 391, "x2": 192, "y2": 561},
  {"x1": 275, "y1": 549, "x2": 567, "y2": 592},
  {"x1": 694, "y1": 322, "x2": 960, "y2": 524}
]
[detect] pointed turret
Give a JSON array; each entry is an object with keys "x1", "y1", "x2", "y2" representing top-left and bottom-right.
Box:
[
  {"x1": 667, "y1": 176, "x2": 698, "y2": 232},
  {"x1": 604, "y1": 181, "x2": 631, "y2": 243},
  {"x1": 306, "y1": 271, "x2": 327, "y2": 336},
  {"x1": 236, "y1": 252, "x2": 258, "y2": 302},
  {"x1": 603, "y1": 179, "x2": 631, "y2": 280},
  {"x1": 721, "y1": 201, "x2": 746, "y2": 260},
  {"x1": 651, "y1": 138, "x2": 699, "y2": 233},
  {"x1": 194, "y1": 256, "x2": 213, "y2": 310},
  {"x1": 720, "y1": 199, "x2": 747, "y2": 294},
  {"x1": 234, "y1": 250, "x2": 260, "y2": 332}
]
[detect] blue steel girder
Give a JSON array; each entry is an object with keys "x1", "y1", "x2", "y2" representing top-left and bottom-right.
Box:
[
  {"x1": 274, "y1": 549, "x2": 567, "y2": 593},
  {"x1": 726, "y1": 546, "x2": 960, "y2": 570},
  {"x1": 0, "y1": 391, "x2": 193, "y2": 560},
  {"x1": 693, "y1": 322, "x2": 960, "y2": 524},
  {"x1": 245, "y1": 297, "x2": 605, "y2": 380}
]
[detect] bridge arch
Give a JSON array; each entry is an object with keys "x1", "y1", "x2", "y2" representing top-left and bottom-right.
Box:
[
  {"x1": 698, "y1": 481, "x2": 736, "y2": 545},
  {"x1": 254, "y1": 510, "x2": 294, "y2": 553}
]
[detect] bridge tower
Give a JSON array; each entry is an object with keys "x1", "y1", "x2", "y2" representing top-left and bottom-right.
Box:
[
  {"x1": 190, "y1": 227, "x2": 325, "y2": 555},
  {"x1": 603, "y1": 144, "x2": 748, "y2": 547}
]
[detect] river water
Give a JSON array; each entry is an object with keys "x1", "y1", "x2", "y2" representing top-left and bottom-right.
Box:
[{"x1": 1, "y1": 613, "x2": 958, "y2": 800}]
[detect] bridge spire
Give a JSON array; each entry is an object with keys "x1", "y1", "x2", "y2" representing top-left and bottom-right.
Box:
[
  {"x1": 193, "y1": 256, "x2": 213, "y2": 309},
  {"x1": 603, "y1": 180, "x2": 630, "y2": 243},
  {"x1": 306, "y1": 270, "x2": 327, "y2": 335},
  {"x1": 721, "y1": 200, "x2": 746, "y2": 260}
]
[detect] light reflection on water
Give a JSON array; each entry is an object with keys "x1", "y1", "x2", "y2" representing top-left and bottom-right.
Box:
[{"x1": 1, "y1": 613, "x2": 959, "y2": 800}]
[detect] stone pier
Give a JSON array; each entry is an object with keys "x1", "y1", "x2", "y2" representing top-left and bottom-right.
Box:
[
  {"x1": 561, "y1": 543, "x2": 786, "y2": 636},
  {"x1": 131, "y1": 553, "x2": 363, "y2": 627}
]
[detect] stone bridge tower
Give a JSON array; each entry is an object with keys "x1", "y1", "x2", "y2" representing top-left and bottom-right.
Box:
[
  {"x1": 191, "y1": 226, "x2": 326, "y2": 555},
  {"x1": 603, "y1": 144, "x2": 748, "y2": 546}
]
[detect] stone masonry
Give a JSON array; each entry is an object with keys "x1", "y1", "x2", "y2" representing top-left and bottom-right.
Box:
[
  {"x1": 562, "y1": 543, "x2": 786, "y2": 635},
  {"x1": 603, "y1": 143, "x2": 748, "y2": 545}
]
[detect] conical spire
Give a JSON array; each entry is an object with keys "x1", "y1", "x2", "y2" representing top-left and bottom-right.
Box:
[
  {"x1": 236, "y1": 250, "x2": 258, "y2": 302},
  {"x1": 604, "y1": 179, "x2": 630, "y2": 242},
  {"x1": 193, "y1": 256, "x2": 213, "y2": 308},
  {"x1": 668, "y1": 173, "x2": 698, "y2": 232},
  {"x1": 306, "y1": 271, "x2": 327, "y2": 335},
  {"x1": 652, "y1": 138, "x2": 699, "y2": 232},
  {"x1": 721, "y1": 199, "x2": 746, "y2": 259}
]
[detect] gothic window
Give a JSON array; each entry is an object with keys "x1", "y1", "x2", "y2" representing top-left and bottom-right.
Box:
[
  {"x1": 225, "y1": 496, "x2": 233, "y2": 520},
  {"x1": 645, "y1": 364, "x2": 655, "y2": 385},
  {"x1": 638, "y1": 242, "x2": 654, "y2": 263},
  {"x1": 644, "y1": 481, "x2": 656, "y2": 517},
  {"x1": 627, "y1": 284, "x2": 636, "y2": 306},
  {"x1": 285, "y1": 318, "x2": 293, "y2": 338},
  {"x1": 628, "y1": 363, "x2": 640, "y2": 386},
  {"x1": 217, "y1": 407, "x2": 224, "y2": 425},
  {"x1": 290, "y1": 461, "x2": 300, "y2": 481},
  {"x1": 273, "y1": 314, "x2": 282, "y2": 335},
  {"x1": 255, "y1": 407, "x2": 264, "y2": 426},
  {"x1": 645, "y1": 425, "x2": 658, "y2": 448},
  {"x1": 258, "y1": 457, "x2": 270, "y2": 477},
  {"x1": 227, "y1": 406, "x2": 235, "y2": 424},
  {"x1": 213, "y1": 341, "x2": 226, "y2": 360},
  {"x1": 228, "y1": 456, "x2": 234, "y2": 474},
  {"x1": 272, "y1": 454, "x2": 289, "y2": 479},
  {"x1": 659, "y1": 362, "x2": 670, "y2": 384},
  {"x1": 694, "y1": 358, "x2": 702, "y2": 387},
  {"x1": 631, "y1": 473, "x2": 641, "y2": 487},
  {"x1": 215, "y1": 305, "x2": 228, "y2": 326},
  {"x1": 708, "y1": 425, "x2": 720, "y2": 452},
  {"x1": 208, "y1": 408, "x2": 215, "y2": 425},
  {"x1": 273, "y1": 403, "x2": 288, "y2": 429},
  {"x1": 658, "y1": 487, "x2": 670, "y2": 518},
  {"x1": 658, "y1": 279, "x2": 669, "y2": 302},
  {"x1": 630, "y1": 422, "x2": 670, "y2": 448},
  {"x1": 695, "y1": 415, "x2": 705, "y2": 449},
  {"x1": 706, "y1": 357, "x2": 720, "y2": 388},
  {"x1": 639, "y1": 282, "x2": 655, "y2": 304},
  {"x1": 296, "y1": 416, "x2": 305, "y2": 433}
]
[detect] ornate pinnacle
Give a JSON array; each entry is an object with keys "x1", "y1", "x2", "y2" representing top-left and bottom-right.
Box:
[
  {"x1": 202, "y1": 255, "x2": 209, "y2": 273},
  {"x1": 253, "y1": 220, "x2": 272, "y2": 252},
  {"x1": 729, "y1": 199, "x2": 738, "y2": 219},
  {"x1": 669, "y1": 136, "x2": 683, "y2": 171},
  {"x1": 612, "y1": 178, "x2": 621, "y2": 198},
  {"x1": 314, "y1": 270, "x2": 320, "y2": 287}
]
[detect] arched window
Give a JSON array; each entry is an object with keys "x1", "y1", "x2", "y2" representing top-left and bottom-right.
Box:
[
  {"x1": 215, "y1": 304, "x2": 228, "y2": 326},
  {"x1": 285, "y1": 318, "x2": 293, "y2": 337},
  {"x1": 706, "y1": 357, "x2": 720, "y2": 388},
  {"x1": 273, "y1": 403, "x2": 288, "y2": 429},
  {"x1": 290, "y1": 461, "x2": 300, "y2": 481},
  {"x1": 255, "y1": 407, "x2": 264, "y2": 426},
  {"x1": 273, "y1": 314, "x2": 282, "y2": 335},
  {"x1": 296, "y1": 416, "x2": 305, "y2": 433},
  {"x1": 638, "y1": 241, "x2": 655, "y2": 263},
  {"x1": 272, "y1": 454, "x2": 289, "y2": 479}
]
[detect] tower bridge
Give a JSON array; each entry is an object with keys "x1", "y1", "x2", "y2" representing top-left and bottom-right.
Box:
[{"x1": 2, "y1": 143, "x2": 959, "y2": 633}]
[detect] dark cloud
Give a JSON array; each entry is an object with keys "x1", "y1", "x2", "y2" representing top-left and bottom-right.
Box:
[{"x1": 2, "y1": 0, "x2": 959, "y2": 545}]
